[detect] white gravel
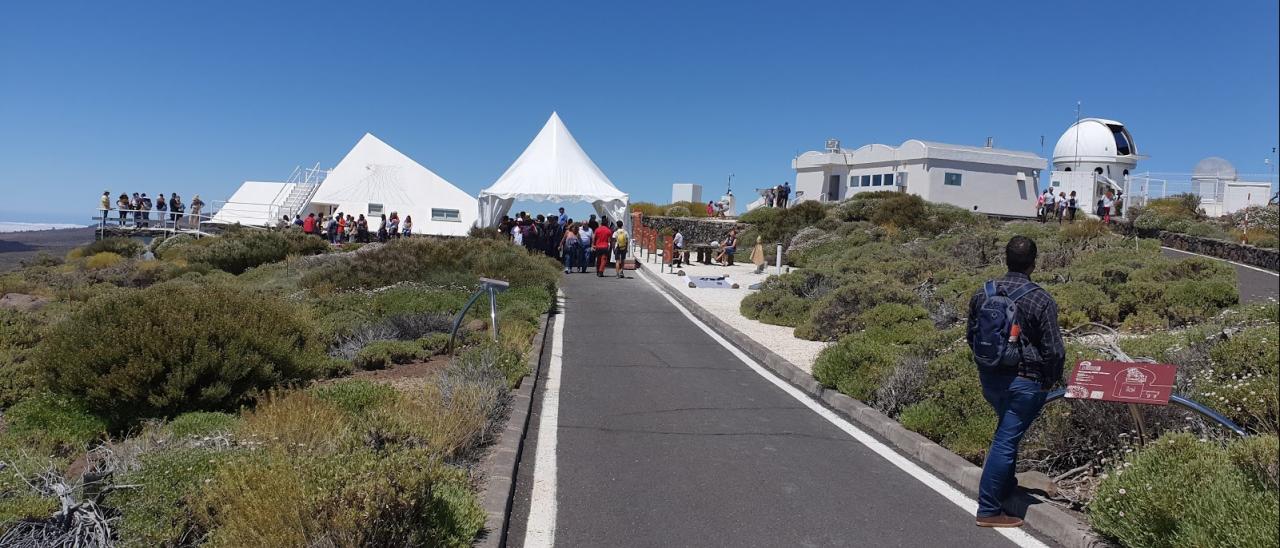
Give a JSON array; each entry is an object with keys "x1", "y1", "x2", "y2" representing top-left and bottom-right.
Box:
[{"x1": 633, "y1": 247, "x2": 828, "y2": 372}]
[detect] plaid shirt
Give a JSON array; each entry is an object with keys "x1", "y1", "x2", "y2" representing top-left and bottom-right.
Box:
[{"x1": 966, "y1": 272, "x2": 1066, "y2": 389}]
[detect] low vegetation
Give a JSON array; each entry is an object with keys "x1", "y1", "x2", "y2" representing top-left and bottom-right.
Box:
[
  {"x1": 738, "y1": 191, "x2": 1278, "y2": 545},
  {"x1": 0, "y1": 228, "x2": 558, "y2": 545},
  {"x1": 1131, "y1": 195, "x2": 1279, "y2": 249}
]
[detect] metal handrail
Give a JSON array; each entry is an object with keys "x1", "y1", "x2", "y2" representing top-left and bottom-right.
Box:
[{"x1": 447, "y1": 278, "x2": 510, "y2": 354}]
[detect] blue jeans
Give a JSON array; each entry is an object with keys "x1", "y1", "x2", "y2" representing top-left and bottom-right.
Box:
[
  {"x1": 977, "y1": 373, "x2": 1047, "y2": 517},
  {"x1": 564, "y1": 244, "x2": 579, "y2": 270}
]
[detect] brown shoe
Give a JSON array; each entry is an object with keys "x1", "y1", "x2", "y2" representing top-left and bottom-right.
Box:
[{"x1": 975, "y1": 514, "x2": 1024, "y2": 528}]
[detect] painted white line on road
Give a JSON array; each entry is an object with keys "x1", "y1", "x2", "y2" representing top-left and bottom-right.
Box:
[
  {"x1": 1161, "y1": 246, "x2": 1279, "y2": 276},
  {"x1": 524, "y1": 290, "x2": 565, "y2": 548},
  {"x1": 637, "y1": 271, "x2": 1048, "y2": 548}
]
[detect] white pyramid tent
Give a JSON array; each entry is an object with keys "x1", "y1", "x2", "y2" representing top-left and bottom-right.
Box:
[
  {"x1": 478, "y1": 112, "x2": 628, "y2": 228},
  {"x1": 308, "y1": 133, "x2": 477, "y2": 236}
]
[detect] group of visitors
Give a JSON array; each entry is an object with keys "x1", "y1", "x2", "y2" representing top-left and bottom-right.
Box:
[
  {"x1": 1035, "y1": 188, "x2": 1078, "y2": 223},
  {"x1": 1036, "y1": 187, "x2": 1121, "y2": 224},
  {"x1": 100, "y1": 190, "x2": 204, "y2": 229},
  {"x1": 497, "y1": 208, "x2": 630, "y2": 278},
  {"x1": 288, "y1": 211, "x2": 413, "y2": 243},
  {"x1": 763, "y1": 182, "x2": 791, "y2": 208}
]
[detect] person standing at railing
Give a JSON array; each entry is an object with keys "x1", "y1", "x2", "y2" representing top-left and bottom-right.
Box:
[
  {"x1": 116, "y1": 193, "x2": 130, "y2": 226},
  {"x1": 156, "y1": 193, "x2": 168, "y2": 228},
  {"x1": 99, "y1": 191, "x2": 111, "y2": 229},
  {"x1": 189, "y1": 195, "x2": 204, "y2": 228},
  {"x1": 130, "y1": 193, "x2": 142, "y2": 227},
  {"x1": 140, "y1": 193, "x2": 153, "y2": 228},
  {"x1": 170, "y1": 194, "x2": 183, "y2": 226}
]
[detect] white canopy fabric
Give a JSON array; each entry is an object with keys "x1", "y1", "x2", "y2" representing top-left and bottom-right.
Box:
[
  {"x1": 310, "y1": 134, "x2": 478, "y2": 236},
  {"x1": 478, "y1": 112, "x2": 628, "y2": 228}
]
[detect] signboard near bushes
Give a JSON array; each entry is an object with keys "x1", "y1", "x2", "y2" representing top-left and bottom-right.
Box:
[{"x1": 1064, "y1": 360, "x2": 1176, "y2": 405}]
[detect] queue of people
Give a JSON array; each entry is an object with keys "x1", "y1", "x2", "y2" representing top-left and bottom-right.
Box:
[
  {"x1": 496, "y1": 208, "x2": 632, "y2": 278},
  {"x1": 1036, "y1": 187, "x2": 1121, "y2": 224},
  {"x1": 283, "y1": 211, "x2": 415, "y2": 244},
  {"x1": 99, "y1": 190, "x2": 204, "y2": 229}
]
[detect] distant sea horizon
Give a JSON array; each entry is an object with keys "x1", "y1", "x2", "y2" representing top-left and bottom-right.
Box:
[{"x1": 0, "y1": 221, "x2": 89, "y2": 233}]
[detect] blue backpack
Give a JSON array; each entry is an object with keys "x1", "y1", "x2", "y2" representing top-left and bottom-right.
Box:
[{"x1": 971, "y1": 281, "x2": 1040, "y2": 370}]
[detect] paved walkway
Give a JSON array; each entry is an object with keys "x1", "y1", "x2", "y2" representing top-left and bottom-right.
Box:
[
  {"x1": 1160, "y1": 247, "x2": 1278, "y2": 304},
  {"x1": 510, "y1": 272, "x2": 1047, "y2": 547}
]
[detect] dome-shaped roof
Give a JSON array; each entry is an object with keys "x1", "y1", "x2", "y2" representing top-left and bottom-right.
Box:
[
  {"x1": 1192, "y1": 156, "x2": 1236, "y2": 181},
  {"x1": 1052, "y1": 118, "x2": 1138, "y2": 166}
]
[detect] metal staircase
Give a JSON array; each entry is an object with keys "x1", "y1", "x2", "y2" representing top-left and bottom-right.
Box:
[{"x1": 276, "y1": 163, "x2": 328, "y2": 219}]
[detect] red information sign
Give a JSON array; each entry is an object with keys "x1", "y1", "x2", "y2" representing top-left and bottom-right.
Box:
[{"x1": 1064, "y1": 360, "x2": 1176, "y2": 406}]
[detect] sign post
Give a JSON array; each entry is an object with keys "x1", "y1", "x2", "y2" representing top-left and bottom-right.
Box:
[{"x1": 1064, "y1": 360, "x2": 1177, "y2": 445}]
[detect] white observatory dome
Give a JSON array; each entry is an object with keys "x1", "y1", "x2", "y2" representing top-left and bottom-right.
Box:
[
  {"x1": 1191, "y1": 156, "x2": 1237, "y2": 181},
  {"x1": 1052, "y1": 118, "x2": 1138, "y2": 168}
]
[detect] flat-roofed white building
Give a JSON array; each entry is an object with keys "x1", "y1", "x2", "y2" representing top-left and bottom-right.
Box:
[
  {"x1": 671, "y1": 183, "x2": 702, "y2": 204},
  {"x1": 792, "y1": 139, "x2": 1045, "y2": 217}
]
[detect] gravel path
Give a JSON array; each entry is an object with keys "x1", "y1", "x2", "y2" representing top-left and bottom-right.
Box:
[{"x1": 632, "y1": 246, "x2": 828, "y2": 372}]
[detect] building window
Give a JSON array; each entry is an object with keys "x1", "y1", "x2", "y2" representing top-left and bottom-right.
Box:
[
  {"x1": 861, "y1": 175, "x2": 871, "y2": 187},
  {"x1": 368, "y1": 203, "x2": 384, "y2": 215},
  {"x1": 431, "y1": 208, "x2": 461, "y2": 222},
  {"x1": 888, "y1": 173, "x2": 898, "y2": 186},
  {"x1": 944, "y1": 172, "x2": 962, "y2": 186},
  {"x1": 872, "y1": 174, "x2": 882, "y2": 186}
]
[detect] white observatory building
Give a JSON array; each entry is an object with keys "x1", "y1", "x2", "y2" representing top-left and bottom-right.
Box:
[{"x1": 1048, "y1": 118, "x2": 1140, "y2": 217}]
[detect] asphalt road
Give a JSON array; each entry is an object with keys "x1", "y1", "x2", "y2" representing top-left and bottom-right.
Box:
[
  {"x1": 1160, "y1": 247, "x2": 1279, "y2": 304},
  {"x1": 508, "y1": 273, "x2": 1043, "y2": 547}
]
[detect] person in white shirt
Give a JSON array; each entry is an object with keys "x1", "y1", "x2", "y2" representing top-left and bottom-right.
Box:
[
  {"x1": 672, "y1": 229, "x2": 685, "y2": 268},
  {"x1": 577, "y1": 223, "x2": 594, "y2": 273},
  {"x1": 1101, "y1": 191, "x2": 1115, "y2": 224},
  {"x1": 511, "y1": 223, "x2": 523, "y2": 246}
]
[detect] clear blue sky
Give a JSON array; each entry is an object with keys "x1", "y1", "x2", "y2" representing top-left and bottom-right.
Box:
[{"x1": 2, "y1": 0, "x2": 1277, "y2": 223}]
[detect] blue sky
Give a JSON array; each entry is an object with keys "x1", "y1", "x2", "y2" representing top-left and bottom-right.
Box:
[{"x1": 2, "y1": 0, "x2": 1277, "y2": 223}]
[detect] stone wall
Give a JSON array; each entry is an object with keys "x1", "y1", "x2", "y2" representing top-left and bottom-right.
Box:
[
  {"x1": 639, "y1": 216, "x2": 749, "y2": 244},
  {"x1": 1159, "y1": 232, "x2": 1279, "y2": 271}
]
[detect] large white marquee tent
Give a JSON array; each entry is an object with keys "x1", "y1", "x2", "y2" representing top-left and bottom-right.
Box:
[
  {"x1": 307, "y1": 134, "x2": 478, "y2": 236},
  {"x1": 478, "y1": 112, "x2": 628, "y2": 228}
]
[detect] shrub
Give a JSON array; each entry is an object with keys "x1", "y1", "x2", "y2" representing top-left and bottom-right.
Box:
[
  {"x1": 1052, "y1": 282, "x2": 1119, "y2": 329},
  {"x1": 1197, "y1": 325, "x2": 1280, "y2": 433},
  {"x1": 168, "y1": 411, "x2": 238, "y2": 438},
  {"x1": 740, "y1": 270, "x2": 834, "y2": 328},
  {"x1": 108, "y1": 446, "x2": 238, "y2": 546},
  {"x1": 456, "y1": 340, "x2": 527, "y2": 388},
  {"x1": 795, "y1": 280, "x2": 918, "y2": 341},
  {"x1": 308, "y1": 379, "x2": 398, "y2": 416},
  {"x1": 36, "y1": 281, "x2": 331, "y2": 428},
  {"x1": 238, "y1": 391, "x2": 357, "y2": 454},
  {"x1": 81, "y1": 237, "x2": 144, "y2": 258},
  {"x1": 354, "y1": 340, "x2": 428, "y2": 370},
  {"x1": 897, "y1": 349, "x2": 995, "y2": 461},
  {"x1": 0, "y1": 393, "x2": 106, "y2": 457},
  {"x1": 419, "y1": 332, "x2": 452, "y2": 356},
  {"x1": 664, "y1": 205, "x2": 691, "y2": 217},
  {"x1": 738, "y1": 200, "x2": 827, "y2": 248},
  {"x1": 83, "y1": 251, "x2": 125, "y2": 270},
  {"x1": 0, "y1": 309, "x2": 44, "y2": 408},
  {"x1": 1090, "y1": 433, "x2": 1279, "y2": 548},
  {"x1": 164, "y1": 228, "x2": 329, "y2": 274},
  {"x1": 812, "y1": 333, "x2": 906, "y2": 401},
  {"x1": 630, "y1": 202, "x2": 663, "y2": 217}
]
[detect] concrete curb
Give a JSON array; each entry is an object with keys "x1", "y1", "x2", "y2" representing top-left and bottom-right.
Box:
[
  {"x1": 476, "y1": 305, "x2": 554, "y2": 548},
  {"x1": 635, "y1": 263, "x2": 1105, "y2": 548}
]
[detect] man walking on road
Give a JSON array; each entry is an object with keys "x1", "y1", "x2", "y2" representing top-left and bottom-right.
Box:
[
  {"x1": 966, "y1": 236, "x2": 1064, "y2": 528},
  {"x1": 611, "y1": 220, "x2": 629, "y2": 278}
]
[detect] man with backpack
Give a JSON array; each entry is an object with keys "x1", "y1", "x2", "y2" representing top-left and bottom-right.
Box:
[{"x1": 965, "y1": 236, "x2": 1064, "y2": 528}]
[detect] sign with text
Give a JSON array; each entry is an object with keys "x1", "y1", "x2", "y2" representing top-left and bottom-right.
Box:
[{"x1": 1064, "y1": 360, "x2": 1176, "y2": 406}]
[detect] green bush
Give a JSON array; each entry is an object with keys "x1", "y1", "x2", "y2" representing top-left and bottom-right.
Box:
[
  {"x1": 419, "y1": 332, "x2": 452, "y2": 356},
  {"x1": 308, "y1": 379, "x2": 398, "y2": 416},
  {"x1": 812, "y1": 333, "x2": 907, "y2": 401},
  {"x1": 0, "y1": 393, "x2": 106, "y2": 457},
  {"x1": 83, "y1": 251, "x2": 125, "y2": 270},
  {"x1": 80, "y1": 237, "x2": 145, "y2": 258},
  {"x1": 36, "y1": 281, "x2": 332, "y2": 428},
  {"x1": 168, "y1": 411, "x2": 239, "y2": 438},
  {"x1": 457, "y1": 340, "x2": 527, "y2": 388},
  {"x1": 739, "y1": 270, "x2": 834, "y2": 327},
  {"x1": 897, "y1": 349, "x2": 994, "y2": 461},
  {"x1": 796, "y1": 279, "x2": 918, "y2": 341},
  {"x1": 1090, "y1": 433, "x2": 1279, "y2": 548},
  {"x1": 1197, "y1": 325, "x2": 1280, "y2": 433},
  {"x1": 163, "y1": 228, "x2": 329, "y2": 274},
  {"x1": 1052, "y1": 282, "x2": 1119, "y2": 329},
  {"x1": 109, "y1": 446, "x2": 238, "y2": 546},
  {"x1": 664, "y1": 205, "x2": 691, "y2": 217},
  {"x1": 354, "y1": 340, "x2": 427, "y2": 370},
  {"x1": 0, "y1": 309, "x2": 44, "y2": 408},
  {"x1": 738, "y1": 200, "x2": 827, "y2": 248}
]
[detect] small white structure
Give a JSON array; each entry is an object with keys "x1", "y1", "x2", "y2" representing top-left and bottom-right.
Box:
[
  {"x1": 792, "y1": 138, "x2": 1044, "y2": 217},
  {"x1": 478, "y1": 112, "x2": 629, "y2": 228},
  {"x1": 1047, "y1": 118, "x2": 1141, "y2": 217},
  {"x1": 306, "y1": 134, "x2": 477, "y2": 236},
  {"x1": 1190, "y1": 157, "x2": 1272, "y2": 216},
  {"x1": 210, "y1": 181, "x2": 297, "y2": 226},
  {"x1": 672, "y1": 183, "x2": 702, "y2": 205}
]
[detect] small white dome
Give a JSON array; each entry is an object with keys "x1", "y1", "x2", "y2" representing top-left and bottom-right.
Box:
[
  {"x1": 1192, "y1": 156, "x2": 1236, "y2": 181},
  {"x1": 1052, "y1": 118, "x2": 1138, "y2": 167}
]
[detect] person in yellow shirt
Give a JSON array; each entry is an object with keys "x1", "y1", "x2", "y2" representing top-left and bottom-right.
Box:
[{"x1": 611, "y1": 220, "x2": 629, "y2": 279}]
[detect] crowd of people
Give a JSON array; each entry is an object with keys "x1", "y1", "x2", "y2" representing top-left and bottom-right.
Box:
[
  {"x1": 496, "y1": 208, "x2": 631, "y2": 278},
  {"x1": 283, "y1": 211, "x2": 414, "y2": 244},
  {"x1": 1037, "y1": 187, "x2": 1120, "y2": 224},
  {"x1": 762, "y1": 181, "x2": 791, "y2": 208},
  {"x1": 99, "y1": 190, "x2": 205, "y2": 229}
]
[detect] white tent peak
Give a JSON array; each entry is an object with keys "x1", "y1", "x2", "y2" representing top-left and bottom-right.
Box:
[{"x1": 477, "y1": 112, "x2": 628, "y2": 227}]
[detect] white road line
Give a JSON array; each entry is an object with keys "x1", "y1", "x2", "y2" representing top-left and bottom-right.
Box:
[
  {"x1": 1161, "y1": 246, "x2": 1279, "y2": 276},
  {"x1": 637, "y1": 271, "x2": 1048, "y2": 548},
  {"x1": 524, "y1": 290, "x2": 565, "y2": 548}
]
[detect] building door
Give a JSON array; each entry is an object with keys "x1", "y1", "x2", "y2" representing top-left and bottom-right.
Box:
[{"x1": 827, "y1": 175, "x2": 841, "y2": 201}]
